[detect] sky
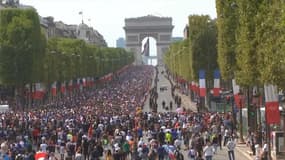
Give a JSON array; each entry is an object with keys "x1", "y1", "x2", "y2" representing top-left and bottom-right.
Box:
[{"x1": 21, "y1": 0, "x2": 217, "y2": 47}]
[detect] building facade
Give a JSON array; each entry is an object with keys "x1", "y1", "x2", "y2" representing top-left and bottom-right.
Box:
[
  {"x1": 1, "y1": 1, "x2": 107, "y2": 47},
  {"x1": 40, "y1": 17, "x2": 107, "y2": 47},
  {"x1": 116, "y1": 37, "x2": 125, "y2": 48}
]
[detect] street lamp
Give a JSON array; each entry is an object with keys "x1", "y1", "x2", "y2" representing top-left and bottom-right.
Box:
[{"x1": 253, "y1": 88, "x2": 262, "y2": 146}]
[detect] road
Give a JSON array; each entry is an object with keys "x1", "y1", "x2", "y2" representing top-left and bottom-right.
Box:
[{"x1": 143, "y1": 65, "x2": 251, "y2": 160}]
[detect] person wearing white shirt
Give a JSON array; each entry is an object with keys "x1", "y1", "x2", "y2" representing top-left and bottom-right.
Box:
[
  {"x1": 255, "y1": 144, "x2": 261, "y2": 160},
  {"x1": 40, "y1": 140, "x2": 48, "y2": 152},
  {"x1": 226, "y1": 137, "x2": 236, "y2": 160},
  {"x1": 261, "y1": 143, "x2": 268, "y2": 160},
  {"x1": 203, "y1": 141, "x2": 214, "y2": 160},
  {"x1": 174, "y1": 138, "x2": 182, "y2": 149}
]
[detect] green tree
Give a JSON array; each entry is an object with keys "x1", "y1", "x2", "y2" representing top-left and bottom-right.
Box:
[
  {"x1": 216, "y1": 0, "x2": 238, "y2": 81},
  {"x1": 188, "y1": 15, "x2": 218, "y2": 83},
  {"x1": 0, "y1": 8, "x2": 46, "y2": 86},
  {"x1": 235, "y1": 0, "x2": 260, "y2": 87},
  {"x1": 256, "y1": 0, "x2": 285, "y2": 87}
]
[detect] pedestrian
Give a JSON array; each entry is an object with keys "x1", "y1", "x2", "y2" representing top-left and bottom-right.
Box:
[
  {"x1": 226, "y1": 137, "x2": 236, "y2": 160},
  {"x1": 203, "y1": 141, "x2": 214, "y2": 160},
  {"x1": 157, "y1": 145, "x2": 166, "y2": 160},
  {"x1": 261, "y1": 142, "x2": 268, "y2": 160},
  {"x1": 255, "y1": 144, "x2": 261, "y2": 160},
  {"x1": 188, "y1": 147, "x2": 197, "y2": 160},
  {"x1": 211, "y1": 133, "x2": 218, "y2": 154},
  {"x1": 75, "y1": 149, "x2": 84, "y2": 160},
  {"x1": 105, "y1": 149, "x2": 113, "y2": 160}
]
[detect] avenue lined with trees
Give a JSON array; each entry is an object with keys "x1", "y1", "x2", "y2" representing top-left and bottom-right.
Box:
[
  {"x1": 164, "y1": 1, "x2": 285, "y2": 159},
  {"x1": 0, "y1": 8, "x2": 134, "y2": 106}
]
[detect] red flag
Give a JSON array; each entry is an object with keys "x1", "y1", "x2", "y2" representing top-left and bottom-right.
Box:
[
  {"x1": 61, "y1": 81, "x2": 66, "y2": 94},
  {"x1": 51, "y1": 81, "x2": 57, "y2": 96},
  {"x1": 264, "y1": 84, "x2": 280, "y2": 124},
  {"x1": 232, "y1": 79, "x2": 242, "y2": 108},
  {"x1": 33, "y1": 83, "x2": 45, "y2": 99}
]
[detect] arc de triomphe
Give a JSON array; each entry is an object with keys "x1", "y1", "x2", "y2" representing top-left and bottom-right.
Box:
[{"x1": 124, "y1": 15, "x2": 174, "y2": 65}]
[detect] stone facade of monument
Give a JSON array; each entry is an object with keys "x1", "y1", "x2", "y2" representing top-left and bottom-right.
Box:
[{"x1": 124, "y1": 15, "x2": 174, "y2": 65}]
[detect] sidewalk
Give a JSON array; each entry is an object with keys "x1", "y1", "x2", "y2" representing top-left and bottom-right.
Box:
[
  {"x1": 235, "y1": 143, "x2": 253, "y2": 160},
  {"x1": 167, "y1": 75, "x2": 197, "y2": 112},
  {"x1": 175, "y1": 90, "x2": 197, "y2": 112}
]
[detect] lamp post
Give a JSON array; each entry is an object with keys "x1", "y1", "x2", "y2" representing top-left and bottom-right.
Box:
[
  {"x1": 231, "y1": 93, "x2": 237, "y2": 133},
  {"x1": 253, "y1": 89, "x2": 262, "y2": 146}
]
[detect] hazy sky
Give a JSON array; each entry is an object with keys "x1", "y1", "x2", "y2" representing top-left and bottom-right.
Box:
[{"x1": 21, "y1": 0, "x2": 217, "y2": 47}]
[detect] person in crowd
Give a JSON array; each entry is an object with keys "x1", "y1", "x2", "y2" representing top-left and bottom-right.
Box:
[
  {"x1": 226, "y1": 137, "x2": 236, "y2": 160},
  {"x1": 105, "y1": 149, "x2": 113, "y2": 160},
  {"x1": 261, "y1": 141, "x2": 268, "y2": 160},
  {"x1": 75, "y1": 148, "x2": 84, "y2": 160},
  {"x1": 188, "y1": 147, "x2": 197, "y2": 160},
  {"x1": 203, "y1": 141, "x2": 214, "y2": 160},
  {"x1": 0, "y1": 65, "x2": 234, "y2": 160}
]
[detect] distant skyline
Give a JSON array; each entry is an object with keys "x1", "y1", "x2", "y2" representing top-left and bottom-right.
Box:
[{"x1": 21, "y1": 0, "x2": 217, "y2": 47}]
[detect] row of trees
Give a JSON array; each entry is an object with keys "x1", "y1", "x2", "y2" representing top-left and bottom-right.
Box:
[
  {"x1": 165, "y1": 0, "x2": 285, "y2": 96},
  {"x1": 164, "y1": 0, "x2": 285, "y2": 147},
  {"x1": 164, "y1": 15, "x2": 218, "y2": 87},
  {"x1": 0, "y1": 9, "x2": 134, "y2": 95},
  {"x1": 217, "y1": 0, "x2": 285, "y2": 89}
]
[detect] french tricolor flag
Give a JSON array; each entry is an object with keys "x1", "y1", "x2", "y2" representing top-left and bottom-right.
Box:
[
  {"x1": 213, "y1": 69, "x2": 220, "y2": 97},
  {"x1": 199, "y1": 70, "x2": 206, "y2": 97},
  {"x1": 264, "y1": 84, "x2": 280, "y2": 124},
  {"x1": 51, "y1": 81, "x2": 57, "y2": 96},
  {"x1": 61, "y1": 81, "x2": 66, "y2": 95},
  {"x1": 232, "y1": 79, "x2": 242, "y2": 108}
]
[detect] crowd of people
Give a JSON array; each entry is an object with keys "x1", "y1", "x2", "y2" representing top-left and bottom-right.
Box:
[
  {"x1": 0, "y1": 65, "x2": 154, "y2": 160},
  {"x1": 0, "y1": 64, "x2": 258, "y2": 160}
]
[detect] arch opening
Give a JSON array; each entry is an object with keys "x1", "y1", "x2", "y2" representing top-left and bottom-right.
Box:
[{"x1": 141, "y1": 37, "x2": 157, "y2": 66}]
